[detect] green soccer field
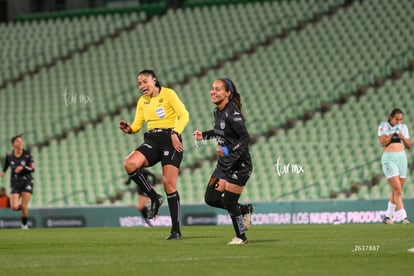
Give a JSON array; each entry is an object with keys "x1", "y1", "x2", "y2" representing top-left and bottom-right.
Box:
[{"x1": 1, "y1": 225, "x2": 413, "y2": 276}]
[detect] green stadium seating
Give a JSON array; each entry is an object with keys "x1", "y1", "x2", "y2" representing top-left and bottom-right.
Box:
[{"x1": 2, "y1": 0, "x2": 414, "y2": 206}]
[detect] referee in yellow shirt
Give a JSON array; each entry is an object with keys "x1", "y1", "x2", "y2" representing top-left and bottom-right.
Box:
[{"x1": 119, "y1": 69, "x2": 189, "y2": 240}]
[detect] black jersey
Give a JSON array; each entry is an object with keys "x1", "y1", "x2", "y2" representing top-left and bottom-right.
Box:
[
  {"x1": 203, "y1": 102, "x2": 252, "y2": 172},
  {"x1": 2, "y1": 149, "x2": 35, "y2": 183}
]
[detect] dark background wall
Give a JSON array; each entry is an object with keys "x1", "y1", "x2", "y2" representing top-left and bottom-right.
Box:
[{"x1": 0, "y1": 0, "x2": 157, "y2": 23}]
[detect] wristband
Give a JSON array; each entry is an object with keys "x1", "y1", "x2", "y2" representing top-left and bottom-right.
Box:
[
  {"x1": 171, "y1": 130, "x2": 179, "y2": 136},
  {"x1": 221, "y1": 146, "x2": 229, "y2": 156}
]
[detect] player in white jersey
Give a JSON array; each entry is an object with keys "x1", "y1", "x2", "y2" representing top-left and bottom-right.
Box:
[{"x1": 377, "y1": 108, "x2": 410, "y2": 224}]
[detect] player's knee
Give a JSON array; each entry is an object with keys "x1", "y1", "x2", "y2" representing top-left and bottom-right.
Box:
[
  {"x1": 126, "y1": 162, "x2": 144, "y2": 175},
  {"x1": 124, "y1": 158, "x2": 136, "y2": 173},
  {"x1": 205, "y1": 189, "x2": 221, "y2": 207},
  {"x1": 392, "y1": 187, "x2": 402, "y2": 197},
  {"x1": 204, "y1": 178, "x2": 221, "y2": 207},
  {"x1": 11, "y1": 203, "x2": 20, "y2": 211}
]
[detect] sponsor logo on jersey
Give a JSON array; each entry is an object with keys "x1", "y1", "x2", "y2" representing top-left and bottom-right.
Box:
[
  {"x1": 231, "y1": 172, "x2": 238, "y2": 180},
  {"x1": 220, "y1": 121, "x2": 225, "y2": 129},
  {"x1": 164, "y1": 151, "x2": 169, "y2": 156}
]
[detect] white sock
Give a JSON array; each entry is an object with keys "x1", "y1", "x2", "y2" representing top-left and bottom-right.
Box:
[
  {"x1": 385, "y1": 201, "x2": 396, "y2": 218},
  {"x1": 397, "y1": 209, "x2": 407, "y2": 220}
]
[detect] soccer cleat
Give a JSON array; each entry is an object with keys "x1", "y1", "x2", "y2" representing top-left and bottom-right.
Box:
[
  {"x1": 148, "y1": 194, "x2": 164, "y2": 219},
  {"x1": 383, "y1": 217, "x2": 393, "y2": 225},
  {"x1": 165, "y1": 231, "x2": 182, "y2": 240},
  {"x1": 402, "y1": 218, "x2": 410, "y2": 225},
  {"x1": 21, "y1": 225, "x2": 29, "y2": 230},
  {"x1": 227, "y1": 237, "x2": 248, "y2": 245},
  {"x1": 242, "y1": 204, "x2": 254, "y2": 231},
  {"x1": 144, "y1": 218, "x2": 154, "y2": 227}
]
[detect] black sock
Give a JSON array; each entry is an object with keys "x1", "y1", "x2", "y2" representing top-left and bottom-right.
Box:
[
  {"x1": 223, "y1": 191, "x2": 246, "y2": 240},
  {"x1": 230, "y1": 215, "x2": 246, "y2": 240},
  {"x1": 140, "y1": 207, "x2": 149, "y2": 219},
  {"x1": 22, "y1": 216, "x2": 28, "y2": 226},
  {"x1": 167, "y1": 191, "x2": 181, "y2": 233},
  {"x1": 129, "y1": 169, "x2": 158, "y2": 201},
  {"x1": 240, "y1": 204, "x2": 248, "y2": 215}
]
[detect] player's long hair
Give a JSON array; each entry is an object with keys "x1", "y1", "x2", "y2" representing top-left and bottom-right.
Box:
[
  {"x1": 221, "y1": 78, "x2": 245, "y2": 121},
  {"x1": 137, "y1": 69, "x2": 161, "y2": 88}
]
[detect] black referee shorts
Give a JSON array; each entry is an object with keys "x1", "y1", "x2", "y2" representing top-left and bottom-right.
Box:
[{"x1": 136, "y1": 131, "x2": 183, "y2": 168}]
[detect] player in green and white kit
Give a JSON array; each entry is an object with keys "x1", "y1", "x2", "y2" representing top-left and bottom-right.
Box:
[{"x1": 377, "y1": 108, "x2": 410, "y2": 224}]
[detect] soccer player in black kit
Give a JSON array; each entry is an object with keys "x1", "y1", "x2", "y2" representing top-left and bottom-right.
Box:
[
  {"x1": 1, "y1": 134, "x2": 35, "y2": 229},
  {"x1": 193, "y1": 78, "x2": 253, "y2": 244}
]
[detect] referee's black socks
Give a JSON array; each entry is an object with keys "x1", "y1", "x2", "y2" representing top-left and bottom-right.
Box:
[
  {"x1": 167, "y1": 191, "x2": 181, "y2": 234},
  {"x1": 129, "y1": 169, "x2": 158, "y2": 201}
]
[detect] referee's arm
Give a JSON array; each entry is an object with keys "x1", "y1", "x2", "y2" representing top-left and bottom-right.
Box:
[
  {"x1": 130, "y1": 98, "x2": 145, "y2": 133},
  {"x1": 169, "y1": 91, "x2": 189, "y2": 135}
]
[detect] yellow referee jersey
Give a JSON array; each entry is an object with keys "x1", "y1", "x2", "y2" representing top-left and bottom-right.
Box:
[{"x1": 130, "y1": 87, "x2": 189, "y2": 135}]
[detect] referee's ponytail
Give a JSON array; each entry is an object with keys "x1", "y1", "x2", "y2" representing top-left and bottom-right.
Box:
[
  {"x1": 138, "y1": 69, "x2": 161, "y2": 88},
  {"x1": 221, "y1": 78, "x2": 245, "y2": 121}
]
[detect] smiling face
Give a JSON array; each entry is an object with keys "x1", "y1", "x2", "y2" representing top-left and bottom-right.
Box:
[
  {"x1": 137, "y1": 73, "x2": 158, "y2": 97},
  {"x1": 210, "y1": 80, "x2": 231, "y2": 109},
  {"x1": 389, "y1": 112, "x2": 403, "y2": 126}
]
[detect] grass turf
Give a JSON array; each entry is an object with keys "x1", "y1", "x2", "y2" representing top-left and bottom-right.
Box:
[{"x1": 1, "y1": 224, "x2": 413, "y2": 275}]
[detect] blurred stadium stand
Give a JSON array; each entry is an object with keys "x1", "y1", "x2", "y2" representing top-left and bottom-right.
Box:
[{"x1": 1, "y1": 0, "x2": 413, "y2": 207}]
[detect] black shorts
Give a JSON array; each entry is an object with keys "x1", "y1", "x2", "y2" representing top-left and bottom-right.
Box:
[
  {"x1": 136, "y1": 131, "x2": 183, "y2": 168},
  {"x1": 211, "y1": 161, "x2": 252, "y2": 186},
  {"x1": 10, "y1": 177, "x2": 34, "y2": 194}
]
